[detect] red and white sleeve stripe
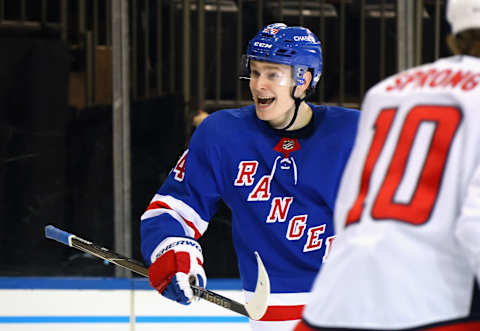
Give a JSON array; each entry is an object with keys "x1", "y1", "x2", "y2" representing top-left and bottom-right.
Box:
[
  {"x1": 244, "y1": 291, "x2": 310, "y2": 322},
  {"x1": 141, "y1": 194, "x2": 209, "y2": 240}
]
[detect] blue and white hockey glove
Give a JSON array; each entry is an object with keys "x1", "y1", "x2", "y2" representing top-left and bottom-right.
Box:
[{"x1": 148, "y1": 237, "x2": 206, "y2": 305}]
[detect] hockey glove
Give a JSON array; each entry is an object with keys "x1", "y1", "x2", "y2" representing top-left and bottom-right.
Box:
[{"x1": 148, "y1": 237, "x2": 206, "y2": 305}]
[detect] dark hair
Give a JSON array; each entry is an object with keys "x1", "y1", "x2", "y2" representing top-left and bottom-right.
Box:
[{"x1": 448, "y1": 29, "x2": 480, "y2": 57}]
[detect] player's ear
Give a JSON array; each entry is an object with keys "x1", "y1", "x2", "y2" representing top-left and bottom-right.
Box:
[
  {"x1": 297, "y1": 71, "x2": 312, "y2": 96},
  {"x1": 303, "y1": 71, "x2": 312, "y2": 89}
]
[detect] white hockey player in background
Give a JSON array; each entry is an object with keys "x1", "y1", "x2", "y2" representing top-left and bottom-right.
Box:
[{"x1": 294, "y1": 0, "x2": 480, "y2": 330}]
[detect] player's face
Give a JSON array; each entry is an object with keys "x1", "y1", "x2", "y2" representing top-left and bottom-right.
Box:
[{"x1": 249, "y1": 60, "x2": 297, "y2": 128}]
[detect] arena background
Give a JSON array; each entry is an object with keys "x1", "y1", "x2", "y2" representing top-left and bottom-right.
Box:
[{"x1": 1, "y1": 1, "x2": 468, "y2": 330}]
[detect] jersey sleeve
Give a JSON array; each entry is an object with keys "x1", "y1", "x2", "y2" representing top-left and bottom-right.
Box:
[
  {"x1": 140, "y1": 116, "x2": 223, "y2": 265},
  {"x1": 455, "y1": 162, "x2": 480, "y2": 279}
]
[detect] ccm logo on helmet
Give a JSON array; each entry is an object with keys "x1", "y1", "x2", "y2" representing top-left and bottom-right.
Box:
[
  {"x1": 254, "y1": 42, "x2": 272, "y2": 48},
  {"x1": 293, "y1": 35, "x2": 316, "y2": 42}
]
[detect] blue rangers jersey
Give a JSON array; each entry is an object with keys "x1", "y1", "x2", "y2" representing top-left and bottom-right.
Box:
[{"x1": 141, "y1": 103, "x2": 359, "y2": 323}]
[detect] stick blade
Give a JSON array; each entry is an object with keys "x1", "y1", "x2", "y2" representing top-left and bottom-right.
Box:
[{"x1": 244, "y1": 251, "x2": 270, "y2": 320}]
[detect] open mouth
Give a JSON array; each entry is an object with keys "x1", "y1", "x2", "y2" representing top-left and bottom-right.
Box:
[{"x1": 257, "y1": 96, "x2": 275, "y2": 106}]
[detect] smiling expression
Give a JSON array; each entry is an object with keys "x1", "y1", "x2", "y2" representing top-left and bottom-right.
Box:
[{"x1": 249, "y1": 60, "x2": 309, "y2": 129}]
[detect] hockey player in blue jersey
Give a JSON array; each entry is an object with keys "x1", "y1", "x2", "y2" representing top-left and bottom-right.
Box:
[{"x1": 141, "y1": 23, "x2": 359, "y2": 331}]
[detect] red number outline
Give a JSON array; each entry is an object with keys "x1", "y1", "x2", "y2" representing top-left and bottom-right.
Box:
[
  {"x1": 345, "y1": 108, "x2": 397, "y2": 226},
  {"x1": 346, "y1": 105, "x2": 462, "y2": 227}
]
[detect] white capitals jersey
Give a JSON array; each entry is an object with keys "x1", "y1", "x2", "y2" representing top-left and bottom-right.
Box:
[{"x1": 302, "y1": 55, "x2": 480, "y2": 330}]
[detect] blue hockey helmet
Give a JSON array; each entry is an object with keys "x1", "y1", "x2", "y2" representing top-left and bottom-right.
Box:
[{"x1": 245, "y1": 23, "x2": 323, "y2": 89}]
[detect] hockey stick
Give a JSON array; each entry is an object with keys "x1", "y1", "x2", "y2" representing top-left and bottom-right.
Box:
[{"x1": 44, "y1": 225, "x2": 270, "y2": 320}]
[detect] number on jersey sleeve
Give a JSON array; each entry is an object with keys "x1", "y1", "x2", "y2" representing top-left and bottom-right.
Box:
[
  {"x1": 346, "y1": 105, "x2": 462, "y2": 227},
  {"x1": 173, "y1": 150, "x2": 188, "y2": 182}
]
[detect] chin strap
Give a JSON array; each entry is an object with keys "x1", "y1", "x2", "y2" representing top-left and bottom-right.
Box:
[{"x1": 279, "y1": 86, "x2": 310, "y2": 131}]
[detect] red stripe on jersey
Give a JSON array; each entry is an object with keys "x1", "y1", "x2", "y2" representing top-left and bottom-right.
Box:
[
  {"x1": 260, "y1": 305, "x2": 304, "y2": 321},
  {"x1": 146, "y1": 201, "x2": 202, "y2": 239},
  {"x1": 293, "y1": 320, "x2": 315, "y2": 331},
  {"x1": 146, "y1": 200, "x2": 171, "y2": 211},
  {"x1": 293, "y1": 320, "x2": 480, "y2": 331},
  {"x1": 423, "y1": 322, "x2": 480, "y2": 331}
]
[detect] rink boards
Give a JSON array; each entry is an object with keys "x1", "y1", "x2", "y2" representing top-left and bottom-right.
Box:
[{"x1": 0, "y1": 277, "x2": 250, "y2": 331}]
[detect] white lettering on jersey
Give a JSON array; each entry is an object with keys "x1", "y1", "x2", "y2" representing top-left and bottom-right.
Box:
[
  {"x1": 322, "y1": 235, "x2": 336, "y2": 262},
  {"x1": 286, "y1": 215, "x2": 307, "y2": 240},
  {"x1": 233, "y1": 158, "x2": 332, "y2": 258},
  {"x1": 266, "y1": 197, "x2": 293, "y2": 223},
  {"x1": 173, "y1": 150, "x2": 188, "y2": 182},
  {"x1": 234, "y1": 161, "x2": 259, "y2": 186},
  {"x1": 304, "y1": 225, "x2": 326, "y2": 252},
  {"x1": 247, "y1": 175, "x2": 271, "y2": 201}
]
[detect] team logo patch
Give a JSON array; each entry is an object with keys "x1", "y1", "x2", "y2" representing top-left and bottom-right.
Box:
[
  {"x1": 263, "y1": 27, "x2": 279, "y2": 35},
  {"x1": 274, "y1": 138, "x2": 300, "y2": 158},
  {"x1": 283, "y1": 140, "x2": 295, "y2": 150}
]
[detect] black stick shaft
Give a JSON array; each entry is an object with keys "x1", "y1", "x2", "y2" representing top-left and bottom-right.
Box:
[{"x1": 45, "y1": 226, "x2": 249, "y2": 317}]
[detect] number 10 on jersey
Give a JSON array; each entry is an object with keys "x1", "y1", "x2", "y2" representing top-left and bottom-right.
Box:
[{"x1": 345, "y1": 105, "x2": 462, "y2": 227}]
